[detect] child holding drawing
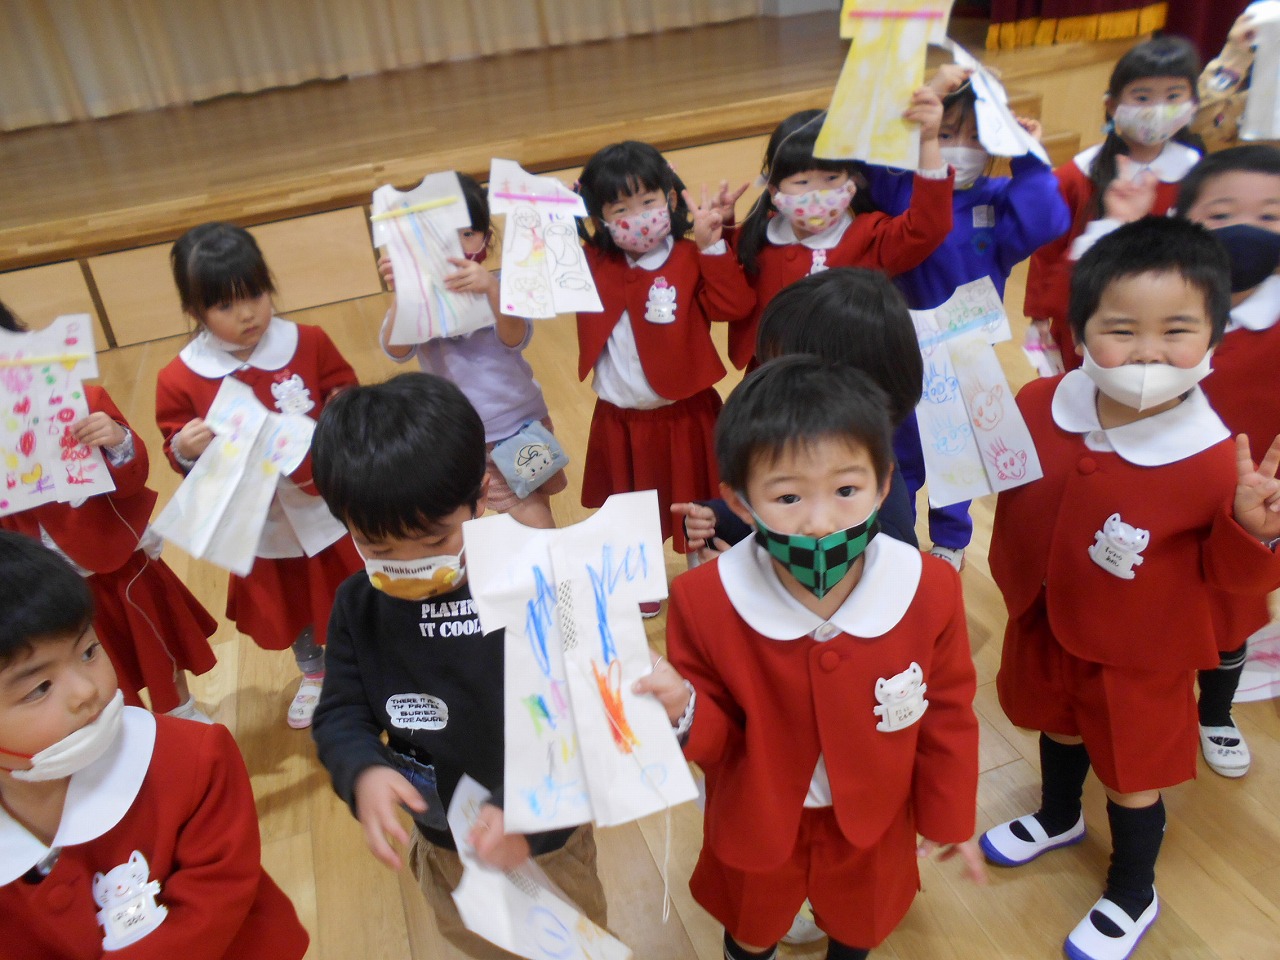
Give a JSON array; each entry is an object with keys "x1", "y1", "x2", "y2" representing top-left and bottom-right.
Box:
[
  {"x1": 377, "y1": 172, "x2": 566, "y2": 530},
  {"x1": 862, "y1": 65, "x2": 1071, "y2": 570},
  {"x1": 155, "y1": 222, "x2": 361, "y2": 730},
  {"x1": 574, "y1": 140, "x2": 756, "y2": 581},
  {"x1": 638, "y1": 356, "x2": 983, "y2": 960},
  {"x1": 727, "y1": 91, "x2": 953, "y2": 372},
  {"x1": 309, "y1": 373, "x2": 608, "y2": 959},
  {"x1": 0, "y1": 301, "x2": 217, "y2": 720}
]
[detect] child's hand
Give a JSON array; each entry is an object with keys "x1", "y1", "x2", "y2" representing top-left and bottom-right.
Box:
[
  {"x1": 377, "y1": 254, "x2": 396, "y2": 291},
  {"x1": 904, "y1": 87, "x2": 945, "y2": 142},
  {"x1": 917, "y1": 837, "x2": 988, "y2": 886},
  {"x1": 71, "y1": 412, "x2": 126, "y2": 449},
  {"x1": 1102, "y1": 156, "x2": 1158, "y2": 223},
  {"x1": 671, "y1": 502, "x2": 729, "y2": 562},
  {"x1": 712, "y1": 179, "x2": 750, "y2": 228},
  {"x1": 444, "y1": 258, "x2": 496, "y2": 295},
  {"x1": 354, "y1": 765, "x2": 427, "y2": 871},
  {"x1": 632, "y1": 653, "x2": 693, "y2": 725},
  {"x1": 1233, "y1": 433, "x2": 1280, "y2": 542},
  {"x1": 683, "y1": 186, "x2": 726, "y2": 251},
  {"x1": 173, "y1": 418, "x2": 214, "y2": 461},
  {"x1": 1228, "y1": 8, "x2": 1262, "y2": 50},
  {"x1": 1015, "y1": 115, "x2": 1044, "y2": 144},
  {"x1": 469, "y1": 804, "x2": 532, "y2": 871},
  {"x1": 928, "y1": 64, "x2": 973, "y2": 96}
]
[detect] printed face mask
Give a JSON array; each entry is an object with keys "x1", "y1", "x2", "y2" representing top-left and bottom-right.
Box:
[
  {"x1": 365, "y1": 553, "x2": 465, "y2": 601},
  {"x1": 940, "y1": 146, "x2": 989, "y2": 187},
  {"x1": 603, "y1": 206, "x2": 671, "y2": 255},
  {"x1": 1111, "y1": 101, "x2": 1195, "y2": 147},
  {"x1": 772, "y1": 183, "x2": 855, "y2": 234},
  {"x1": 745, "y1": 500, "x2": 880, "y2": 599},
  {"x1": 6, "y1": 690, "x2": 125, "y2": 782},
  {"x1": 1081, "y1": 348, "x2": 1213, "y2": 411},
  {"x1": 1212, "y1": 223, "x2": 1280, "y2": 293}
]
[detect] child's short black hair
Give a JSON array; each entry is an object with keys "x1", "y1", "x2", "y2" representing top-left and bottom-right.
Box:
[
  {"x1": 716, "y1": 355, "x2": 893, "y2": 493},
  {"x1": 576, "y1": 141, "x2": 692, "y2": 254},
  {"x1": 458, "y1": 172, "x2": 492, "y2": 235},
  {"x1": 0, "y1": 531, "x2": 93, "y2": 666},
  {"x1": 756, "y1": 268, "x2": 922, "y2": 428},
  {"x1": 0, "y1": 300, "x2": 25, "y2": 333},
  {"x1": 1068, "y1": 216, "x2": 1231, "y2": 344},
  {"x1": 312, "y1": 373, "x2": 487, "y2": 540},
  {"x1": 1176, "y1": 144, "x2": 1280, "y2": 217},
  {"x1": 170, "y1": 222, "x2": 276, "y2": 319}
]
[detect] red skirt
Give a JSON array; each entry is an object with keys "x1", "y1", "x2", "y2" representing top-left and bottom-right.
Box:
[
  {"x1": 227, "y1": 536, "x2": 362, "y2": 651},
  {"x1": 581, "y1": 388, "x2": 722, "y2": 553},
  {"x1": 88, "y1": 551, "x2": 218, "y2": 714},
  {"x1": 691, "y1": 806, "x2": 918, "y2": 949}
]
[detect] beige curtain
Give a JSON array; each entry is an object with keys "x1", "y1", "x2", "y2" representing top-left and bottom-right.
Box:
[{"x1": 0, "y1": 0, "x2": 762, "y2": 131}]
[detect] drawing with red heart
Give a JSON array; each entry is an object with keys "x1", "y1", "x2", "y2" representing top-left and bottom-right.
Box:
[{"x1": 12, "y1": 397, "x2": 30, "y2": 416}]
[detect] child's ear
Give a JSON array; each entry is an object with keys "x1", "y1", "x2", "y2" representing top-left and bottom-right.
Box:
[
  {"x1": 721, "y1": 482, "x2": 754, "y2": 528},
  {"x1": 878, "y1": 461, "x2": 894, "y2": 504},
  {"x1": 666, "y1": 188, "x2": 678, "y2": 210},
  {"x1": 474, "y1": 473, "x2": 491, "y2": 518},
  {"x1": 1074, "y1": 340, "x2": 1085, "y2": 358}
]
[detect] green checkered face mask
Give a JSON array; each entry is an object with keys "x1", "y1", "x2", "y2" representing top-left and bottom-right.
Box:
[{"x1": 743, "y1": 499, "x2": 880, "y2": 599}]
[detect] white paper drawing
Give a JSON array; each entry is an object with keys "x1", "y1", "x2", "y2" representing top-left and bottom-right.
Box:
[
  {"x1": 448, "y1": 775, "x2": 633, "y2": 960},
  {"x1": 488, "y1": 159, "x2": 603, "y2": 319},
  {"x1": 465, "y1": 490, "x2": 697, "y2": 833},
  {"x1": 912, "y1": 285, "x2": 1042, "y2": 505},
  {"x1": 1241, "y1": 3, "x2": 1280, "y2": 141},
  {"x1": 0, "y1": 315, "x2": 115, "y2": 517},
  {"x1": 371, "y1": 172, "x2": 494, "y2": 345},
  {"x1": 936, "y1": 39, "x2": 1049, "y2": 163},
  {"x1": 1236, "y1": 620, "x2": 1280, "y2": 703},
  {"x1": 152, "y1": 379, "x2": 314, "y2": 575}
]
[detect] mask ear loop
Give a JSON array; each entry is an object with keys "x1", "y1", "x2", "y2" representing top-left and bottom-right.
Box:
[{"x1": 744, "y1": 110, "x2": 831, "y2": 224}]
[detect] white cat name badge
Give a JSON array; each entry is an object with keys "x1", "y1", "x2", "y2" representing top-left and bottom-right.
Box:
[
  {"x1": 873, "y1": 662, "x2": 929, "y2": 732},
  {"x1": 644, "y1": 277, "x2": 677, "y2": 324},
  {"x1": 1088, "y1": 512, "x2": 1149, "y2": 580},
  {"x1": 94, "y1": 850, "x2": 168, "y2": 950}
]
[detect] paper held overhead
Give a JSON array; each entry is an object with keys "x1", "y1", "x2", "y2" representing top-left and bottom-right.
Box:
[
  {"x1": 935, "y1": 39, "x2": 1048, "y2": 163},
  {"x1": 1240, "y1": 2, "x2": 1280, "y2": 141}
]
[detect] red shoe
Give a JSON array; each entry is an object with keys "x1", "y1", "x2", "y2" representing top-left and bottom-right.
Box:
[{"x1": 639, "y1": 601, "x2": 662, "y2": 619}]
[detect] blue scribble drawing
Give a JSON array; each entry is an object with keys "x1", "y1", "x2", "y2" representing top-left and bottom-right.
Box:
[{"x1": 923, "y1": 362, "x2": 961, "y2": 404}]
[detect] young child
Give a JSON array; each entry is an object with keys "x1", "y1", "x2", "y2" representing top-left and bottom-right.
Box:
[
  {"x1": 155, "y1": 222, "x2": 361, "y2": 729},
  {"x1": 639, "y1": 356, "x2": 984, "y2": 960},
  {"x1": 1025, "y1": 35, "x2": 1202, "y2": 374},
  {"x1": 728, "y1": 94, "x2": 953, "y2": 371},
  {"x1": 864, "y1": 66, "x2": 1072, "y2": 569},
  {"x1": 309, "y1": 373, "x2": 607, "y2": 959},
  {"x1": 981, "y1": 218, "x2": 1280, "y2": 960},
  {"x1": 0, "y1": 531, "x2": 307, "y2": 959},
  {"x1": 378, "y1": 172, "x2": 566, "y2": 530},
  {"x1": 575, "y1": 140, "x2": 755, "y2": 571},
  {"x1": 0, "y1": 301, "x2": 216, "y2": 720},
  {"x1": 675, "y1": 268, "x2": 922, "y2": 559}
]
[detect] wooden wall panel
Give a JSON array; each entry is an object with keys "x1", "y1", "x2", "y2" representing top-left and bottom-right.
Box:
[{"x1": 0, "y1": 261, "x2": 110, "y2": 350}]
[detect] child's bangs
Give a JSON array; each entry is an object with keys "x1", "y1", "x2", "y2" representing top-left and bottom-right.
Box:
[
  {"x1": 768, "y1": 131, "x2": 855, "y2": 185},
  {"x1": 186, "y1": 251, "x2": 273, "y2": 312},
  {"x1": 592, "y1": 159, "x2": 668, "y2": 206}
]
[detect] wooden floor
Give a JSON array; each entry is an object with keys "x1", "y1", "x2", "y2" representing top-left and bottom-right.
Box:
[{"x1": 81, "y1": 128, "x2": 1280, "y2": 960}]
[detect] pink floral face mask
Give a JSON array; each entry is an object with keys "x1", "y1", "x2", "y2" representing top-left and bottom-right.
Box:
[
  {"x1": 772, "y1": 182, "x2": 855, "y2": 234},
  {"x1": 603, "y1": 206, "x2": 672, "y2": 255}
]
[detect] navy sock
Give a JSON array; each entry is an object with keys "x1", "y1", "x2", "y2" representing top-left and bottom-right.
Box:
[
  {"x1": 1198, "y1": 644, "x2": 1246, "y2": 728},
  {"x1": 723, "y1": 931, "x2": 777, "y2": 960},
  {"x1": 1093, "y1": 797, "x2": 1164, "y2": 936},
  {"x1": 1010, "y1": 734, "x2": 1090, "y2": 842},
  {"x1": 826, "y1": 940, "x2": 870, "y2": 960}
]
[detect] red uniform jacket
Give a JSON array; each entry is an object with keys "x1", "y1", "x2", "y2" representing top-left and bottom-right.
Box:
[
  {"x1": 155, "y1": 320, "x2": 356, "y2": 493},
  {"x1": 728, "y1": 172, "x2": 954, "y2": 369},
  {"x1": 577, "y1": 240, "x2": 754, "y2": 400},
  {"x1": 990, "y1": 375, "x2": 1280, "y2": 671},
  {"x1": 1024, "y1": 144, "x2": 1196, "y2": 372},
  {"x1": 667, "y1": 537, "x2": 979, "y2": 872},
  {"x1": 1203, "y1": 320, "x2": 1280, "y2": 464},
  {"x1": 0, "y1": 710, "x2": 308, "y2": 960},
  {"x1": 0, "y1": 386, "x2": 155, "y2": 573}
]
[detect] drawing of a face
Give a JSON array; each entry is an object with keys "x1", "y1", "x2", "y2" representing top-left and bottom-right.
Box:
[
  {"x1": 923, "y1": 362, "x2": 961, "y2": 404},
  {"x1": 968, "y1": 384, "x2": 1004, "y2": 431},
  {"x1": 512, "y1": 207, "x2": 540, "y2": 231},
  {"x1": 930, "y1": 415, "x2": 969, "y2": 455},
  {"x1": 986, "y1": 439, "x2": 1028, "y2": 481}
]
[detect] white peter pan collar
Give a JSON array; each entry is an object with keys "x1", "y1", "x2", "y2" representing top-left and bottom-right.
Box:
[
  {"x1": 766, "y1": 211, "x2": 854, "y2": 250},
  {"x1": 626, "y1": 235, "x2": 675, "y2": 270},
  {"x1": 1229, "y1": 274, "x2": 1280, "y2": 332},
  {"x1": 717, "y1": 532, "x2": 921, "y2": 641},
  {"x1": 0, "y1": 706, "x2": 156, "y2": 884},
  {"x1": 1073, "y1": 141, "x2": 1200, "y2": 183},
  {"x1": 178, "y1": 315, "x2": 298, "y2": 378},
  {"x1": 1051, "y1": 369, "x2": 1229, "y2": 466}
]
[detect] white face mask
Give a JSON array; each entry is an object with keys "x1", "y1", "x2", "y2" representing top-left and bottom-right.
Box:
[
  {"x1": 364, "y1": 553, "x2": 465, "y2": 601},
  {"x1": 9, "y1": 690, "x2": 125, "y2": 782},
  {"x1": 1081, "y1": 348, "x2": 1213, "y2": 411},
  {"x1": 1112, "y1": 101, "x2": 1195, "y2": 147},
  {"x1": 940, "y1": 146, "x2": 989, "y2": 187}
]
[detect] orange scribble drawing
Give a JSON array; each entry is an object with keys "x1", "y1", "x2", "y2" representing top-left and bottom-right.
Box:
[{"x1": 592, "y1": 659, "x2": 638, "y2": 753}]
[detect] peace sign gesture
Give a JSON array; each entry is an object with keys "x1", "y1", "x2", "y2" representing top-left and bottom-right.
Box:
[
  {"x1": 683, "y1": 185, "x2": 725, "y2": 252},
  {"x1": 1233, "y1": 434, "x2": 1280, "y2": 543}
]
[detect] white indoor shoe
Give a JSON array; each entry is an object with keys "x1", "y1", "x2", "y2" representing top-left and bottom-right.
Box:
[{"x1": 1064, "y1": 892, "x2": 1158, "y2": 960}]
